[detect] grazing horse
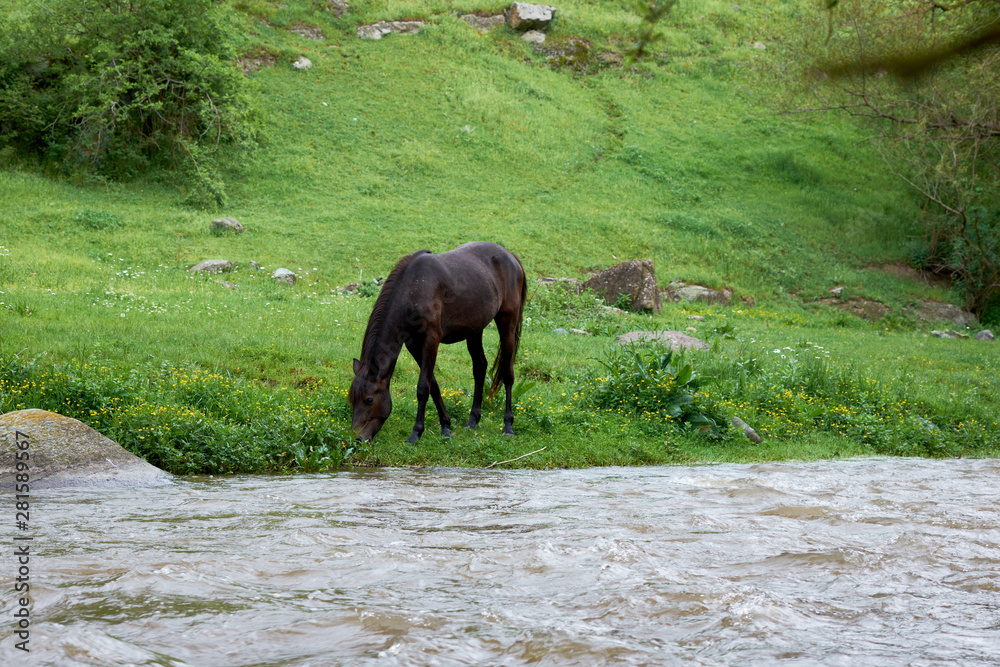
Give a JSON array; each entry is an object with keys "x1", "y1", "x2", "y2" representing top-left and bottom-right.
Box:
[{"x1": 349, "y1": 242, "x2": 526, "y2": 443}]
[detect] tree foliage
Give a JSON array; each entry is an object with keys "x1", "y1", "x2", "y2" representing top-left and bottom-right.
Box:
[
  {"x1": 778, "y1": 0, "x2": 1000, "y2": 318},
  {"x1": 626, "y1": 1, "x2": 678, "y2": 63},
  {"x1": 0, "y1": 0, "x2": 261, "y2": 204}
]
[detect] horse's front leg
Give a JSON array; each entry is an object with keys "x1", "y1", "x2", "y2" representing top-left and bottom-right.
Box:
[
  {"x1": 465, "y1": 333, "x2": 487, "y2": 429},
  {"x1": 406, "y1": 340, "x2": 451, "y2": 442},
  {"x1": 430, "y1": 373, "x2": 453, "y2": 439}
]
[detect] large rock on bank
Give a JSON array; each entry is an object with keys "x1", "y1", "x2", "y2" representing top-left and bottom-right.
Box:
[{"x1": 0, "y1": 409, "x2": 171, "y2": 489}]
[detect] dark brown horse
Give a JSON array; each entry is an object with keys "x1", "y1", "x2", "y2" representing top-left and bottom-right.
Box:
[{"x1": 349, "y1": 242, "x2": 526, "y2": 443}]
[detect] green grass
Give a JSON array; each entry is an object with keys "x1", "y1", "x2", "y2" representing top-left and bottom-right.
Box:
[{"x1": 1, "y1": 0, "x2": 997, "y2": 472}]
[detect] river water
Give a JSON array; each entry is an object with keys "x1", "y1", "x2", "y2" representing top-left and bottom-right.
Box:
[{"x1": 3, "y1": 458, "x2": 1000, "y2": 666}]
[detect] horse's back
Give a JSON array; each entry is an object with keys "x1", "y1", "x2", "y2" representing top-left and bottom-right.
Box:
[
  {"x1": 445, "y1": 242, "x2": 523, "y2": 291},
  {"x1": 401, "y1": 243, "x2": 523, "y2": 340}
]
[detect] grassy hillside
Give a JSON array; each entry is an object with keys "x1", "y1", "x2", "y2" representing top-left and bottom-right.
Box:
[{"x1": 1, "y1": 0, "x2": 997, "y2": 472}]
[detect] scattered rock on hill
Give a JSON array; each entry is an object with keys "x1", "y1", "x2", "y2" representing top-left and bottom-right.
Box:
[
  {"x1": 326, "y1": 0, "x2": 349, "y2": 16},
  {"x1": 190, "y1": 259, "x2": 236, "y2": 274},
  {"x1": 617, "y1": 331, "x2": 709, "y2": 351},
  {"x1": 597, "y1": 51, "x2": 624, "y2": 66},
  {"x1": 931, "y1": 330, "x2": 969, "y2": 339},
  {"x1": 337, "y1": 281, "x2": 361, "y2": 294},
  {"x1": 522, "y1": 30, "x2": 547, "y2": 44},
  {"x1": 461, "y1": 13, "x2": 506, "y2": 31},
  {"x1": 272, "y1": 268, "x2": 298, "y2": 285},
  {"x1": 818, "y1": 296, "x2": 891, "y2": 321},
  {"x1": 237, "y1": 52, "x2": 277, "y2": 75},
  {"x1": 908, "y1": 298, "x2": 977, "y2": 328},
  {"x1": 665, "y1": 283, "x2": 733, "y2": 306},
  {"x1": 1, "y1": 409, "x2": 171, "y2": 489},
  {"x1": 357, "y1": 21, "x2": 425, "y2": 40},
  {"x1": 290, "y1": 23, "x2": 326, "y2": 40},
  {"x1": 293, "y1": 56, "x2": 313, "y2": 70},
  {"x1": 506, "y1": 3, "x2": 557, "y2": 31},
  {"x1": 976, "y1": 330, "x2": 995, "y2": 341},
  {"x1": 583, "y1": 260, "x2": 662, "y2": 312},
  {"x1": 536, "y1": 277, "x2": 581, "y2": 290},
  {"x1": 212, "y1": 216, "x2": 245, "y2": 233}
]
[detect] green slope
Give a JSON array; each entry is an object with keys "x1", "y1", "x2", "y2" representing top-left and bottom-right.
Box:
[{"x1": 1, "y1": 0, "x2": 996, "y2": 472}]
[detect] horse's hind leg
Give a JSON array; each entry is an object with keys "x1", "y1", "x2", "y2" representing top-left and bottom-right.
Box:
[
  {"x1": 494, "y1": 313, "x2": 517, "y2": 436},
  {"x1": 465, "y1": 332, "x2": 487, "y2": 429}
]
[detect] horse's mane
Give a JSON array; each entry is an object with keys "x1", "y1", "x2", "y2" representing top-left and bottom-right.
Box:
[{"x1": 360, "y1": 249, "x2": 431, "y2": 368}]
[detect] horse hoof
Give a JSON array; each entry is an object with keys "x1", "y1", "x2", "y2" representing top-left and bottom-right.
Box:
[
  {"x1": 406, "y1": 433, "x2": 421, "y2": 444},
  {"x1": 464, "y1": 420, "x2": 479, "y2": 430},
  {"x1": 502, "y1": 428, "x2": 515, "y2": 437},
  {"x1": 441, "y1": 428, "x2": 453, "y2": 439}
]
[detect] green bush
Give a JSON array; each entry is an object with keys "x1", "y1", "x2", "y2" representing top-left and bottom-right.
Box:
[
  {"x1": 589, "y1": 344, "x2": 722, "y2": 434},
  {"x1": 0, "y1": 0, "x2": 261, "y2": 192}
]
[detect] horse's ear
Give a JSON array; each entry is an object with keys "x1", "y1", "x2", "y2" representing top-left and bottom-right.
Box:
[{"x1": 352, "y1": 358, "x2": 362, "y2": 375}]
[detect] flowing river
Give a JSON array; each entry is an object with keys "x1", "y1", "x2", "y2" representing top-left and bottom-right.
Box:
[{"x1": 3, "y1": 458, "x2": 1000, "y2": 666}]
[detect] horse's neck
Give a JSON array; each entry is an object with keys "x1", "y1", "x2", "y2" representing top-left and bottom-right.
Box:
[
  {"x1": 367, "y1": 343, "x2": 400, "y2": 382},
  {"x1": 364, "y1": 302, "x2": 407, "y2": 380}
]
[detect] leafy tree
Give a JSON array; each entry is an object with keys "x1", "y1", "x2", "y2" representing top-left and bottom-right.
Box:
[
  {"x1": 0, "y1": 0, "x2": 262, "y2": 205},
  {"x1": 772, "y1": 0, "x2": 1000, "y2": 318}
]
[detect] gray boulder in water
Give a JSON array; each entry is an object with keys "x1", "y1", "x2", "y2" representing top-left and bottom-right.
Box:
[{"x1": 0, "y1": 409, "x2": 171, "y2": 489}]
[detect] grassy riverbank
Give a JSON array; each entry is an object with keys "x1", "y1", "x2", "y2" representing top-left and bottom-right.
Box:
[{"x1": 2, "y1": 0, "x2": 998, "y2": 472}]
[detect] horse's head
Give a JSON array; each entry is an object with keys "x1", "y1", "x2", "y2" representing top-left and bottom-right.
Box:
[{"x1": 349, "y1": 358, "x2": 392, "y2": 441}]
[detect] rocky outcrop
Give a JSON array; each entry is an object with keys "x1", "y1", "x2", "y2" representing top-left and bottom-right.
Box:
[
  {"x1": 357, "y1": 21, "x2": 425, "y2": 40},
  {"x1": 506, "y1": 3, "x2": 557, "y2": 31},
  {"x1": 211, "y1": 217, "x2": 245, "y2": 233},
  {"x1": 909, "y1": 298, "x2": 977, "y2": 328},
  {"x1": 817, "y1": 296, "x2": 891, "y2": 321},
  {"x1": 289, "y1": 23, "x2": 326, "y2": 40},
  {"x1": 237, "y1": 52, "x2": 276, "y2": 75},
  {"x1": 326, "y1": 0, "x2": 349, "y2": 16},
  {"x1": 1, "y1": 409, "x2": 171, "y2": 489},
  {"x1": 583, "y1": 260, "x2": 662, "y2": 312},
  {"x1": 976, "y1": 329, "x2": 995, "y2": 341},
  {"x1": 461, "y1": 13, "x2": 506, "y2": 31},
  {"x1": 666, "y1": 283, "x2": 733, "y2": 306},
  {"x1": 190, "y1": 259, "x2": 236, "y2": 274},
  {"x1": 616, "y1": 331, "x2": 709, "y2": 351}
]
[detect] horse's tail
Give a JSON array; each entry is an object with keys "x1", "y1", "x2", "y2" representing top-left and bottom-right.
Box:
[{"x1": 488, "y1": 253, "x2": 527, "y2": 400}]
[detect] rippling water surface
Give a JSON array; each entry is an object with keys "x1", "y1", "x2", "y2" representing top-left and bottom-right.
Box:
[{"x1": 3, "y1": 458, "x2": 1000, "y2": 666}]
